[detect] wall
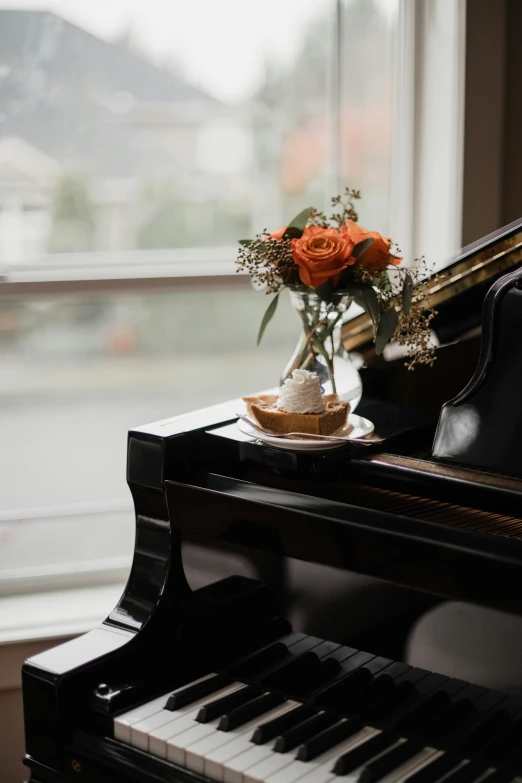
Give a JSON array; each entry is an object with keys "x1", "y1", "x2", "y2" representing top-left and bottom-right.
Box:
[
  {"x1": 462, "y1": 0, "x2": 522, "y2": 245},
  {"x1": 0, "y1": 637, "x2": 73, "y2": 783}
]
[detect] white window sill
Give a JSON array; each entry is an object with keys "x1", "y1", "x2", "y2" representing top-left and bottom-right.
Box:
[{"x1": 0, "y1": 583, "x2": 124, "y2": 646}]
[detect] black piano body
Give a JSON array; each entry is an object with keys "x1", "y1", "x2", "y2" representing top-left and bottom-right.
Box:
[{"x1": 22, "y1": 220, "x2": 522, "y2": 783}]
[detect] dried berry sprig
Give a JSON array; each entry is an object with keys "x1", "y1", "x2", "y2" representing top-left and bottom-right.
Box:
[
  {"x1": 236, "y1": 233, "x2": 294, "y2": 294},
  {"x1": 309, "y1": 187, "x2": 361, "y2": 229},
  {"x1": 371, "y1": 258, "x2": 442, "y2": 368}
]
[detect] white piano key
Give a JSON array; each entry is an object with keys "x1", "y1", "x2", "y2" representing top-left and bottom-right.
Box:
[
  {"x1": 183, "y1": 700, "x2": 298, "y2": 774},
  {"x1": 243, "y1": 751, "x2": 296, "y2": 783},
  {"x1": 243, "y1": 726, "x2": 377, "y2": 783},
  {"x1": 200, "y1": 702, "x2": 298, "y2": 781},
  {"x1": 265, "y1": 727, "x2": 383, "y2": 783},
  {"x1": 222, "y1": 744, "x2": 274, "y2": 783},
  {"x1": 113, "y1": 672, "x2": 216, "y2": 743},
  {"x1": 234, "y1": 727, "x2": 374, "y2": 783},
  {"x1": 148, "y1": 684, "x2": 254, "y2": 759},
  {"x1": 166, "y1": 698, "x2": 298, "y2": 767},
  {"x1": 150, "y1": 714, "x2": 215, "y2": 760},
  {"x1": 130, "y1": 681, "x2": 244, "y2": 752}
]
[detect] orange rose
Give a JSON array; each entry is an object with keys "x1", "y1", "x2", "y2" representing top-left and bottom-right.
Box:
[
  {"x1": 291, "y1": 226, "x2": 355, "y2": 288},
  {"x1": 271, "y1": 226, "x2": 287, "y2": 240},
  {"x1": 346, "y1": 220, "x2": 402, "y2": 272}
]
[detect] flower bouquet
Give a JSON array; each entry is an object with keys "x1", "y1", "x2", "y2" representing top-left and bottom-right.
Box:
[{"x1": 237, "y1": 188, "x2": 435, "y2": 393}]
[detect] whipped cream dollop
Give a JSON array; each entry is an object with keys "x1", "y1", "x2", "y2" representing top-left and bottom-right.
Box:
[{"x1": 277, "y1": 370, "x2": 326, "y2": 414}]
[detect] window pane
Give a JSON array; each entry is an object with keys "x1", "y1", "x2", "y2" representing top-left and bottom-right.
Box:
[
  {"x1": 0, "y1": 0, "x2": 340, "y2": 262},
  {"x1": 0, "y1": 285, "x2": 298, "y2": 510},
  {"x1": 339, "y1": 0, "x2": 398, "y2": 233},
  {"x1": 0, "y1": 0, "x2": 400, "y2": 584}
]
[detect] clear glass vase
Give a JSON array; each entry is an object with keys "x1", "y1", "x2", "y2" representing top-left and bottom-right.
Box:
[{"x1": 281, "y1": 290, "x2": 363, "y2": 410}]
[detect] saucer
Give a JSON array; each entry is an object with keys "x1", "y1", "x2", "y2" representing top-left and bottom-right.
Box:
[{"x1": 237, "y1": 413, "x2": 375, "y2": 451}]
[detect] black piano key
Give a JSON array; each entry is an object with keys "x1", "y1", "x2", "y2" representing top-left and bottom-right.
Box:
[
  {"x1": 311, "y1": 641, "x2": 343, "y2": 658},
  {"x1": 482, "y1": 716, "x2": 522, "y2": 762},
  {"x1": 229, "y1": 642, "x2": 289, "y2": 679},
  {"x1": 296, "y1": 717, "x2": 362, "y2": 761},
  {"x1": 393, "y1": 678, "x2": 468, "y2": 735},
  {"x1": 394, "y1": 690, "x2": 451, "y2": 733},
  {"x1": 300, "y1": 653, "x2": 375, "y2": 704},
  {"x1": 218, "y1": 690, "x2": 284, "y2": 731},
  {"x1": 403, "y1": 752, "x2": 462, "y2": 783},
  {"x1": 365, "y1": 680, "x2": 416, "y2": 721},
  {"x1": 323, "y1": 657, "x2": 401, "y2": 712},
  {"x1": 251, "y1": 702, "x2": 316, "y2": 744},
  {"x1": 292, "y1": 658, "x2": 341, "y2": 698},
  {"x1": 363, "y1": 667, "x2": 431, "y2": 721},
  {"x1": 263, "y1": 650, "x2": 320, "y2": 689},
  {"x1": 274, "y1": 710, "x2": 339, "y2": 753},
  {"x1": 359, "y1": 739, "x2": 424, "y2": 783},
  {"x1": 328, "y1": 645, "x2": 360, "y2": 663},
  {"x1": 457, "y1": 693, "x2": 521, "y2": 753},
  {"x1": 427, "y1": 698, "x2": 476, "y2": 740},
  {"x1": 196, "y1": 683, "x2": 262, "y2": 723},
  {"x1": 480, "y1": 770, "x2": 516, "y2": 783},
  {"x1": 441, "y1": 760, "x2": 489, "y2": 783},
  {"x1": 349, "y1": 674, "x2": 397, "y2": 714},
  {"x1": 165, "y1": 673, "x2": 231, "y2": 710},
  {"x1": 318, "y1": 667, "x2": 373, "y2": 710},
  {"x1": 332, "y1": 731, "x2": 398, "y2": 775},
  {"x1": 458, "y1": 709, "x2": 511, "y2": 754},
  {"x1": 316, "y1": 656, "x2": 411, "y2": 714},
  {"x1": 360, "y1": 674, "x2": 395, "y2": 706},
  {"x1": 285, "y1": 635, "x2": 324, "y2": 655},
  {"x1": 418, "y1": 684, "x2": 487, "y2": 744},
  {"x1": 379, "y1": 662, "x2": 412, "y2": 681},
  {"x1": 213, "y1": 617, "x2": 292, "y2": 668}
]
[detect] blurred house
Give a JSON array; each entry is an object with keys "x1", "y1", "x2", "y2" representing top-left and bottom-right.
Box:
[{"x1": 0, "y1": 9, "x2": 254, "y2": 263}]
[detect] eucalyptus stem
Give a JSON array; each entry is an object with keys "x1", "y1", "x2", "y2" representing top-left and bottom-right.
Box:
[{"x1": 292, "y1": 298, "x2": 345, "y2": 394}]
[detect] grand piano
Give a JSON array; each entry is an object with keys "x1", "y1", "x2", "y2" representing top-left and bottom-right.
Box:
[{"x1": 22, "y1": 219, "x2": 522, "y2": 783}]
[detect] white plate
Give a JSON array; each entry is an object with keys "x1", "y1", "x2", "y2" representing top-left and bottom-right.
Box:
[{"x1": 237, "y1": 413, "x2": 375, "y2": 451}]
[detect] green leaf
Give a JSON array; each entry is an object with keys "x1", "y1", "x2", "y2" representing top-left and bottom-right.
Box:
[
  {"x1": 375, "y1": 307, "x2": 398, "y2": 355},
  {"x1": 256, "y1": 293, "x2": 279, "y2": 346},
  {"x1": 361, "y1": 288, "x2": 379, "y2": 325},
  {"x1": 402, "y1": 271, "x2": 413, "y2": 315},
  {"x1": 283, "y1": 207, "x2": 313, "y2": 239},
  {"x1": 351, "y1": 237, "x2": 374, "y2": 260},
  {"x1": 337, "y1": 263, "x2": 360, "y2": 289},
  {"x1": 238, "y1": 239, "x2": 253, "y2": 247},
  {"x1": 314, "y1": 278, "x2": 335, "y2": 303},
  {"x1": 354, "y1": 288, "x2": 379, "y2": 326}
]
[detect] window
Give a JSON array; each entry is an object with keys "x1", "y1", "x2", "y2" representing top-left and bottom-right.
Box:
[{"x1": 0, "y1": 0, "x2": 463, "y2": 595}]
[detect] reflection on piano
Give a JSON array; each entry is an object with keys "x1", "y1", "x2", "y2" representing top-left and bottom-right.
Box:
[{"x1": 22, "y1": 219, "x2": 522, "y2": 783}]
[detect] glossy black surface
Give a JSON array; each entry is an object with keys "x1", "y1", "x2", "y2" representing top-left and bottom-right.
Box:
[{"x1": 433, "y1": 268, "x2": 522, "y2": 474}]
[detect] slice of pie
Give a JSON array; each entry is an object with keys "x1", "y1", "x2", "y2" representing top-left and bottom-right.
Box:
[{"x1": 243, "y1": 393, "x2": 350, "y2": 436}]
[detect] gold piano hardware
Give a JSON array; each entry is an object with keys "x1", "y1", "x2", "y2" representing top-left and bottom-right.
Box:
[{"x1": 342, "y1": 235, "x2": 522, "y2": 352}]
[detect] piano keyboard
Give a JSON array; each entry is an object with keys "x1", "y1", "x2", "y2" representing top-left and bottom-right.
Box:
[{"x1": 112, "y1": 631, "x2": 522, "y2": 783}]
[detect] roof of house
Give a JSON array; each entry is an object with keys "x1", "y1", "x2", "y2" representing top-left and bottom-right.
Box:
[{"x1": 0, "y1": 10, "x2": 219, "y2": 177}]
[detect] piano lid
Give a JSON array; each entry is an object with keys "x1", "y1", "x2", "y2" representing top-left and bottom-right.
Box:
[{"x1": 342, "y1": 216, "x2": 522, "y2": 355}]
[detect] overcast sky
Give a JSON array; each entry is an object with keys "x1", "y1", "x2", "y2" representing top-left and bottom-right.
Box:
[{"x1": 2, "y1": 0, "x2": 395, "y2": 102}]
